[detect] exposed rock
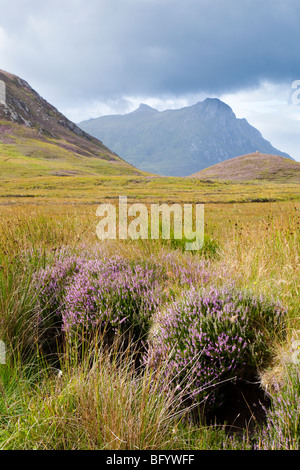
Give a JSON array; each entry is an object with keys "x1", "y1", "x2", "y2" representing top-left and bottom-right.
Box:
[{"x1": 0, "y1": 69, "x2": 136, "y2": 171}]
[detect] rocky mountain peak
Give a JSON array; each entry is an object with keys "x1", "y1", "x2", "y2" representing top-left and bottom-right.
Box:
[
  {"x1": 79, "y1": 97, "x2": 292, "y2": 176},
  {"x1": 133, "y1": 103, "x2": 159, "y2": 114},
  {"x1": 193, "y1": 98, "x2": 236, "y2": 120}
]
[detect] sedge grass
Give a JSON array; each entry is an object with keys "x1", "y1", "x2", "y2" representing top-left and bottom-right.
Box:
[{"x1": 0, "y1": 336, "x2": 196, "y2": 450}]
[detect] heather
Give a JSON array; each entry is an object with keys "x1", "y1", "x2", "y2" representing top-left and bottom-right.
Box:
[
  {"x1": 35, "y1": 253, "x2": 168, "y2": 353},
  {"x1": 145, "y1": 287, "x2": 286, "y2": 413},
  {"x1": 33, "y1": 247, "x2": 287, "y2": 422}
]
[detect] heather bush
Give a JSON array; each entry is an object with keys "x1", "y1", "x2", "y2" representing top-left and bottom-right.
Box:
[
  {"x1": 34, "y1": 254, "x2": 85, "y2": 356},
  {"x1": 62, "y1": 257, "x2": 165, "y2": 340},
  {"x1": 35, "y1": 253, "x2": 167, "y2": 353},
  {"x1": 145, "y1": 287, "x2": 286, "y2": 414}
]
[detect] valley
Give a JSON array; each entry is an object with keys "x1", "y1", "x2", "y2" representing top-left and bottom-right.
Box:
[{"x1": 0, "y1": 69, "x2": 299, "y2": 451}]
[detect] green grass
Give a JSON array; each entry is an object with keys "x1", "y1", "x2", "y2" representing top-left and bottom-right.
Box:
[
  {"x1": 0, "y1": 192, "x2": 299, "y2": 450},
  {"x1": 0, "y1": 140, "x2": 141, "y2": 179},
  {"x1": 0, "y1": 173, "x2": 299, "y2": 205}
]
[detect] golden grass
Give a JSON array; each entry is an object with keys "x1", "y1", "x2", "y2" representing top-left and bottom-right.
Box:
[
  {"x1": 0, "y1": 198, "x2": 298, "y2": 325},
  {"x1": 0, "y1": 174, "x2": 299, "y2": 205},
  {"x1": 0, "y1": 340, "x2": 189, "y2": 450},
  {"x1": 0, "y1": 191, "x2": 299, "y2": 430},
  {"x1": 0, "y1": 188, "x2": 299, "y2": 450}
]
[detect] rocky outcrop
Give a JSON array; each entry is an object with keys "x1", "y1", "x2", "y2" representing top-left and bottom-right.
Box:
[{"x1": 0, "y1": 69, "x2": 130, "y2": 165}]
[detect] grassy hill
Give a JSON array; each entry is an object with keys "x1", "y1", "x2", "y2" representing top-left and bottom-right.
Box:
[
  {"x1": 190, "y1": 153, "x2": 300, "y2": 182},
  {"x1": 0, "y1": 69, "x2": 142, "y2": 178}
]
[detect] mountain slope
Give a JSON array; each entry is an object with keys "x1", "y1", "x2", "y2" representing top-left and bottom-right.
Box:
[
  {"x1": 189, "y1": 153, "x2": 300, "y2": 182},
  {"x1": 78, "y1": 99, "x2": 292, "y2": 177},
  {"x1": 0, "y1": 70, "x2": 141, "y2": 178}
]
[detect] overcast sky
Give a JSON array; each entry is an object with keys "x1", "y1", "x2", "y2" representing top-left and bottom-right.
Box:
[{"x1": 0, "y1": 0, "x2": 299, "y2": 161}]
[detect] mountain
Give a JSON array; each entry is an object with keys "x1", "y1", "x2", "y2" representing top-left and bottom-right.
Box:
[
  {"x1": 189, "y1": 152, "x2": 300, "y2": 182},
  {"x1": 0, "y1": 70, "x2": 141, "y2": 178},
  {"x1": 78, "y1": 99, "x2": 292, "y2": 177}
]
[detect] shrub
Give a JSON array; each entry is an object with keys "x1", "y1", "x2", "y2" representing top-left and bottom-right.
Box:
[
  {"x1": 145, "y1": 287, "x2": 286, "y2": 413},
  {"x1": 35, "y1": 253, "x2": 167, "y2": 354},
  {"x1": 34, "y1": 255, "x2": 84, "y2": 356},
  {"x1": 62, "y1": 257, "x2": 165, "y2": 340}
]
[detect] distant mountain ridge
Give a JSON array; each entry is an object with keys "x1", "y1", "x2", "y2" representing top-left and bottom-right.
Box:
[
  {"x1": 79, "y1": 98, "x2": 292, "y2": 177},
  {"x1": 0, "y1": 69, "x2": 141, "y2": 178}
]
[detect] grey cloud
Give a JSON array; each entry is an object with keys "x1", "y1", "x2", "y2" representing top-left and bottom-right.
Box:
[{"x1": 0, "y1": 0, "x2": 300, "y2": 109}]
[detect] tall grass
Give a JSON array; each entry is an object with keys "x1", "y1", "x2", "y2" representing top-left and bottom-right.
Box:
[
  {"x1": 209, "y1": 203, "x2": 299, "y2": 325},
  {"x1": 0, "y1": 200, "x2": 299, "y2": 450},
  {"x1": 0, "y1": 338, "x2": 193, "y2": 450},
  {"x1": 257, "y1": 363, "x2": 300, "y2": 450}
]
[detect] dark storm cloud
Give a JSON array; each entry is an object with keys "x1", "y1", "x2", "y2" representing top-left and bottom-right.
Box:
[{"x1": 0, "y1": 0, "x2": 300, "y2": 107}]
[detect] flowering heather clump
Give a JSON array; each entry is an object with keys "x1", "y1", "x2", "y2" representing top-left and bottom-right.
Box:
[
  {"x1": 145, "y1": 287, "x2": 286, "y2": 412},
  {"x1": 35, "y1": 252, "x2": 168, "y2": 349},
  {"x1": 36, "y1": 255, "x2": 84, "y2": 319},
  {"x1": 34, "y1": 254, "x2": 85, "y2": 354},
  {"x1": 62, "y1": 257, "x2": 165, "y2": 339},
  {"x1": 35, "y1": 246, "x2": 214, "y2": 345}
]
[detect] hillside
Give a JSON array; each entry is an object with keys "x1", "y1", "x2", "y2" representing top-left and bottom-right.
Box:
[
  {"x1": 78, "y1": 99, "x2": 292, "y2": 177},
  {"x1": 0, "y1": 70, "x2": 141, "y2": 178},
  {"x1": 190, "y1": 153, "x2": 300, "y2": 182}
]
